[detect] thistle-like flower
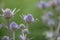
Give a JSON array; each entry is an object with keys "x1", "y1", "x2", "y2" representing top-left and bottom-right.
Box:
[
  {"x1": 47, "y1": 19, "x2": 56, "y2": 26},
  {"x1": 45, "y1": 31, "x2": 54, "y2": 38},
  {"x1": 24, "y1": 14, "x2": 34, "y2": 23},
  {"x1": 19, "y1": 24, "x2": 25, "y2": 30},
  {"x1": 9, "y1": 22, "x2": 19, "y2": 31},
  {"x1": 20, "y1": 35, "x2": 26, "y2": 40},
  {"x1": 37, "y1": 1, "x2": 51, "y2": 9},
  {"x1": 1, "y1": 8, "x2": 20, "y2": 19},
  {"x1": 22, "y1": 29, "x2": 30, "y2": 34}
]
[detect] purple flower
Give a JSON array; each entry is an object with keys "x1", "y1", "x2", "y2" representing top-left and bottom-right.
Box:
[
  {"x1": 47, "y1": 19, "x2": 55, "y2": 26},
  {"x1": 9, "y1": 22, "x2": 19, "y2": 30},
  {"x1": 20, "y1": 35, "x2": 25, "y2": 40},
  {"x1": 37, "y1": 1, "x2": 51, "y2": 9},
  {"x1": 1, "y1": 8, "x2": 20, "y2": 19},
  {"x1": 24, "y1": 14, "x2": 34, "y2": 23},
  {"x1": 44, "y1": 31, "x2": 54, "y2": 38},
  {"x1": 42, "y1": 11, "x2": 54, "y2": 23}
]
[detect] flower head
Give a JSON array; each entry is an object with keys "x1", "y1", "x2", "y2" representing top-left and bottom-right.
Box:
[
  {"x1": 9, "y1": 22, "x2": 19, "y2": 31},
  {"x1": 47, "y1": 19, "x2": 56, "y2": 26},
  {"x1": 19, "y1": 24, "x2": 25, "y2": 29},
  {"x1": 20, "y1": 35, "x2": 26, "y2": 40},
  {"x1": 1, "y1": 8, "x2": 20, "y2": 19},
  {"x1": 37, "y1": 1, "x2": 51, "y2": 9},
  {"x1": 22, "y1": 29, "x2": 30, "y2": 34},
  {"x1": 24, "y1": 14, "x2": 34, "y2": 23},
  {"x1": 45, "y1": 31, "x2": 54, "y2": 38}
]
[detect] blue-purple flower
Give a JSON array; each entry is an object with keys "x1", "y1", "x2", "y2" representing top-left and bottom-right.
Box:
[
  {"x1": 1, "y1": 8, "x2": 20, "y2": 19},
  {"x1": 24, "y1": 14, "x2": 34, "y2": 23},
  {"x1": 9, "y1": 22, "x2": 19, "y2": 31},
  {"x1": 37, "y1": 1, "x2": 51, "y2": 9},
  {"x1": 20, "y1": 35, "x2": 26, "y2": 40}
]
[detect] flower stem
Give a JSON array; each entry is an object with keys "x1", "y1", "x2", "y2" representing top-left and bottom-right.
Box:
[
  {"x1": 7, "y1": 19, "x2": 11, "y2": 40},
  {"x1": 13, "y1": 31, "x2": 15, "y2": 40}
]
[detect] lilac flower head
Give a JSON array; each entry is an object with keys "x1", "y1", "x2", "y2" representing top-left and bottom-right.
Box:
[
  {"x1": 42, "y1": 15, "x2": 49, "y2": 23},
  {"x1": 37, "y1": 1, "x2": 51, "y2": 9},
  {"x1": 22, "y1": 29, "x2": 30, "y2": 34},
  {"x1": 1, "y1": 8, "x2": 19, "y2": 19},
  {"x1": 45, "y1": 11, "x2": 54, "y2": 17},
  {"x1": 53, "y1": 0, "x2": 60, "y2": 5},
  {"x1": 1, "y1": 36, "x2": 10, "y2": 40},
  {"x1": 19, "y1": 24, "x2": 25, "y2": 29},
  {"x1": 57, "y1": 36, "x2": 60, "y2": 40},
  {"x1": 45, "y1": 31, "x2": 54, "y2": 38},
  {"x1": 9, "y1": 22, "x2": 19, "y2": 30},
  {"x1": 42, "y1": 11, "x2": 54, "y2": 24},
  {"x1": 47, "y1": 19, "x2": 55, "y2": 26},
  {"x1": 20, "y1": 35, "x2": 25, "y2": 40},
  {"x1": 24, "y1": 14, "x2": 34, "y2": 23}
]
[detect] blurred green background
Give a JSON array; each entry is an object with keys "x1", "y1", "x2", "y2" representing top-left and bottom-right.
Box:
[{"x1": 0, "y1": 0, "x2": 49, "y2": 40}]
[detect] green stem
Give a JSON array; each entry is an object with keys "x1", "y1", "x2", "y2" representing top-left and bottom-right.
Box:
[
  {"x1": 13, "y1": 31, "x2": 15, "y2": 40},
  {"x1": 7, "y1": 19, "x2": 11, "y2": 40}
]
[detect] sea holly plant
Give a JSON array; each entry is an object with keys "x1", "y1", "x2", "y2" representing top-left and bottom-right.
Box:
[
  {"x1": 19, "y1": 14, "x2": 35, "y2": 40},
  {"x1": 0, "y1": 7, "x2": 35, "y2": 40},
  {"x1": 0, "y1": 8, "x2": 20, "y2": 40},
  {"x1": 38, "y1": 0, "x2": 60, "y2": 40}
]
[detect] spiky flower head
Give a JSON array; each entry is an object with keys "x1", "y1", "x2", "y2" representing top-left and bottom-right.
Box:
[
  {"x1": 1, "y1": 8, "x2": 20, "y2": 19},
  {"x1": 19, "y1": 24, "x2": 25, "y2": 30},
  {"x1": 9, "y1": 22, "x2": 19, "y2": 31},
  {"x1": 24, "y1": 14, "x2": 34, "y2": 23}
]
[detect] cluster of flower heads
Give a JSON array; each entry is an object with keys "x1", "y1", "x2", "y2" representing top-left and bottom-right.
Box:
[
  {"x1": 19, "y1": 24, "x2": 28, "y2": 40},
  {"x1": 44, "y1": 31, "x2": 54, "y2": 39},
  {"x1": 37, "y1": 0, "x2": 60, "y2": 9},
  {"x1": 38, "y1": 0, "x2": 60, "y2": 40},
  {"x1": 42, "y1": 11, "x2": 56, "y2": 26},
  {"x1": 0, "y1": 7, "x2": 35, "y2": 40}
]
